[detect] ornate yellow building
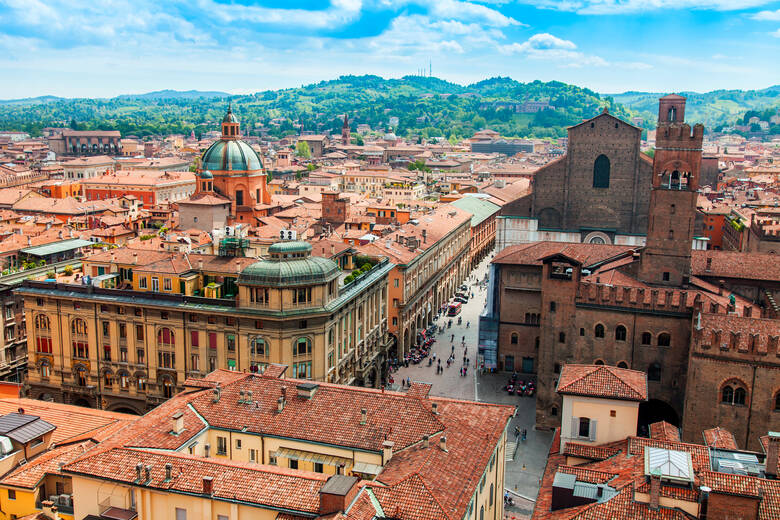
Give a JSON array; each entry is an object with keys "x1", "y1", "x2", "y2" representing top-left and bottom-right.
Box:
[{"x1": 19, "y1": 242, "x2": 391, "y2": 414}]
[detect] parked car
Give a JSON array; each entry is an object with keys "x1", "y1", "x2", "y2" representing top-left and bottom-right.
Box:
[{"x1": 454, "y1": 296, "x2": 468, "y2": 304}]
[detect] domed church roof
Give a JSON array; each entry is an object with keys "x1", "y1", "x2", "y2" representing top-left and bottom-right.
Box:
[
  {"x1": 239, "y1": 241, "x2": 339, "y2": 288},
  {"x1": 202, "y1": 140, "x2": 263, "y2": 172}
]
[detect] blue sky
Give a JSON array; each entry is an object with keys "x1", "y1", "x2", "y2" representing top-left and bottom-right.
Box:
[{"x1": 1, "y1": 0, "x2": 779, "y2": 98}]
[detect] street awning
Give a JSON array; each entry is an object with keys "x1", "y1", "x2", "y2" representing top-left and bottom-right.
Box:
[
  {"x1": 352, "y1": 461, "x2": 383, "y2": 475},
  {"x1": 274, "y1": 447, "x2": 351, "y2": 467}
]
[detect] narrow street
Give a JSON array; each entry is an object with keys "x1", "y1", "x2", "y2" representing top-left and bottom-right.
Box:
[{"x1": 391, "y1": 249, "x2": 553, "y2": 520}]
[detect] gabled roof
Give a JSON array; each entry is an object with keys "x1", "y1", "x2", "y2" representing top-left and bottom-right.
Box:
[
  {"x1": 556, "y1": 365, "x2": 648, "y2": 402},
  {"x1": 0, "y1": 413, "x2": 55, "y2": 444}
]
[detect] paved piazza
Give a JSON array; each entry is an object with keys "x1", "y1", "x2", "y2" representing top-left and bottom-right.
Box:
[{"x1": 392, "y1": 251, "x2": 553, "y2": 520}]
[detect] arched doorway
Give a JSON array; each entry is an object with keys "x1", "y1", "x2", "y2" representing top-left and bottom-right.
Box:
[
  {"x1": 110, "y1": 406, "x2": 141, "y2": 416},
  {"x1": 638, "y1": 399, "x2": 680, "y2": 437},
  {"x1": 73, "y1": 398, "x2": 91, "y2": 408}
]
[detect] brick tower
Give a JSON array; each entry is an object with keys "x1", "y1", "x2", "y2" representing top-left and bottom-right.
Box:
[
  {"x1": 638, "y1": 95, "x2": 703, "y2": 287},
  {"x1": 341, "y1": 114, "x2": 350, "y2": 145}
]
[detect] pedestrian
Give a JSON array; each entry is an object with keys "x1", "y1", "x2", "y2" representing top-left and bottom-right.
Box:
[
  {"x1": 521, "y1": 429, "x2": 527, "y2": 442},
  {"x1": 406, "y1": 377, "x2": 411, "y2": 387}
]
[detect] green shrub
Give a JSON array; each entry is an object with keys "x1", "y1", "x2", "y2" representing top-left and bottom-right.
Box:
[
  {"x1": 344, "y1": 274, "x2": 355, "y2": 284},
  {"x1": 63, "y1": 265, "x2": 74, "y2": 276},
  {"x1": 46, "y1": 271, "x2": 55, "y2": 279}
]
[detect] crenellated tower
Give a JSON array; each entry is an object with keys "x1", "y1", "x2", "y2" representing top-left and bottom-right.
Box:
[{"x1": 638, "y1": 95, "x2": 704, "y2": 287}]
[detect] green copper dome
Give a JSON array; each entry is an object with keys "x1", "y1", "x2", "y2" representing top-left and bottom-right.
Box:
[
  {"x1": 240, "y1": 242, "x2": 339, "y2": 287},
  {"x1": 223, "y1": 108, "x2": 239, "y2": 124},
  {"x1": 199, "y1": 170, "x2": 213, "y2": 179},
  {"x1": 202, "y1": 140, "x2": 263, "y2": 172}
]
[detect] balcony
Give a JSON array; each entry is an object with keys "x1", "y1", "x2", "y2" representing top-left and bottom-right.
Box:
[{"x1": 37, "y1": 496, "x2": 74, "y2": 515}]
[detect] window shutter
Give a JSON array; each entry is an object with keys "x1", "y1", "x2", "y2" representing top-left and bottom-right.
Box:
[
  {"x1": 571, "y1": 417, "x2": 579, "y2": 438},
  {"x1": 589, "y1": 419, "x2": 598, "y2": 441}
]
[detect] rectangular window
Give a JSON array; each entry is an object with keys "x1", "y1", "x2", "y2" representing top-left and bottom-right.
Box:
[
  {"x1": 8, "y1": 490, "x2": 15, "y2": 500},
  {"x1": 151, "y1": 277, "x2": 159, "y2": 291},
  {"x1": 175, "y1": 508, "x2": 187, "y2": 520},
  {"x1": 549, "y1": 301, "x2": 556, "y2": 312},
  {"x1": 136, "y1": 325, "x2": 144, "y2": 341},
  {"x1": 250, "y1": 449, "x2": 257, "y2": 462},
  {"x1": 255, "y1": 320, "x2": 263, "y2": 329},
  {"x1": 191, "y1": 330, "x2": 199, "y2": 347},
  {"x1": 226, "y1": 317, "x2": 235, "y2": 326},
  {"x1": 120, "y1": 348, "x2": 128, "y2": 362},
  {"x1": 226, "y1": 334, "x2": 236, "y2": 351},
  {"x1": 209, "y1": 332, "x2": 217, "y2": 349},
  {"x1": 164, "y1": 278, "x2": 172, "y2": 291},
  {"x1": 314, "y1": 462, "x2": 323, "y2": 473},
  {"x1": 160, "y1": 311, "x2": 168, "y2": 320},
  {"x1": 289, "y1": 459, "x2": 298, "y2": 470},
  {"x1": 102, "y1": 321, "x2": 110, "y2": 337},
  {"x1": 119, "y1": 323, "x2": 126, "y2": 339},
  {"x1": 189, "y1": 314, "x2": 198, "y2": 322},
  {"x1": 139, "y1": 277, "x2": 147, "y2": 289},
  {"x1": 235, "y1": 439, "x2": 242, "y2": 450},
  {"x1": 217, "y1": 436, "x2": 227, "y2": 455},
  {"x1": 191, "y1": 354, "x2": 199, "y2": 371},
  {"x1": 137, "y1": 348, "x2": 145, "y2": 364}
]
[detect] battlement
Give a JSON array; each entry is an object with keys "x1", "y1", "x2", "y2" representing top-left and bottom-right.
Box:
[
  {"x1": 656, "y1": 123, "x2": 704, "y2": 145},
  {"x1": 693, "y1": 312, "x2": 780, "y2": 357},
  {"x1": 575, "y1": 281, "x2": 699, "y2": 314}
]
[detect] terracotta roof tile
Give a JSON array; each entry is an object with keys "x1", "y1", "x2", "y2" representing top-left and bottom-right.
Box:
[
  {"x1": 649, "y1": 421, "x2": 681, "y2": 442},
  {"x1": 556, "y1": 364, "x2": 648, "y2": 402},
  {"x1": 702, "y1": 427, "x2": 738, "y2": 450}
]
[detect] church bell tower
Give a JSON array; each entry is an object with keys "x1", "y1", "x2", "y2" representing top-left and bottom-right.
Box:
[{"x1": 638, "y1": 95, "x2": 703, "y2": 287}]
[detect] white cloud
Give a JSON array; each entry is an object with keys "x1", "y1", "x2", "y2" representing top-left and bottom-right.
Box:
[
  {"x1": 773, "y1": 28, "x2": 780, "y2": 37},
  {"x1": 753, "y1": 9, "x2": 780, "y2": 20},
  {"x1": 499, "y1": 33, "x2": 577, "y2": 55},
  {"x1": 526, "y1": 0, "x2": 774, "y2": 14},
  {"x1": 196, "y1": 0, "x2": 364, "y2": 29}
]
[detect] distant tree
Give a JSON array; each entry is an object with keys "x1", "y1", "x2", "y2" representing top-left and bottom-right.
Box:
[
  {"x1": 408, "y1": 159, "x2": 431, "y2": 172},
  {"x1": 750, "y1": 123, "x2": 761, "y2": 132},
  {"x1": 296, "y1": 141, "x2": 311, "y2": 158}
]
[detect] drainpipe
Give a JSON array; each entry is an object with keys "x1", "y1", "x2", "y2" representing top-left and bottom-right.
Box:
[{"x1": 744, "y1": 364, "x2": 757, "y2": 449}]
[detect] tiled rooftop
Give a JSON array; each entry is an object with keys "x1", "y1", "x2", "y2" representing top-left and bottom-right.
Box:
[{"x1": 556, "y1": 364, "x2": 648, "y2": 402}]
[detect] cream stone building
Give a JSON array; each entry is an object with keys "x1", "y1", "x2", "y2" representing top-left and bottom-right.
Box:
[
  {"x1": 19, "y1": 241, "x2": 392, "y2": 415},
  {"x1": 61, "y1": 369, "x2": 514, "y2": 520}
]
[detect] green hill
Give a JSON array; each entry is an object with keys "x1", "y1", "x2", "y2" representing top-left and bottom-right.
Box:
[
  {"x1": 611, "y1": 86, "x2": 780, "y2": 127},
  {"x1": 0, "y1": 75, "x2": 635, "y2": 140}
]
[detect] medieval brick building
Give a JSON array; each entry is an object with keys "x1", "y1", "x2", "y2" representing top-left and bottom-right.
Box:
[
  {"x1": 482, "y1": 96, "x2": 780, "y2": 452},
  {"x1": 497, "y1": 108, "x2": 653, "y2": 249}
]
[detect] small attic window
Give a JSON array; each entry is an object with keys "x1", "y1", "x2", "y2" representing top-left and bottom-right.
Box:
[{"x1": 590, "y1": 122, "x2": 595, "y2": 128}]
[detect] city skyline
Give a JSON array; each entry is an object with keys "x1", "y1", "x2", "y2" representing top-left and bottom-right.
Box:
[{"x1": 1, "y1": 0, "x2": 780, "y2": 99}]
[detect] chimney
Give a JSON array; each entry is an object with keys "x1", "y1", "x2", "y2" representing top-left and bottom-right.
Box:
[
  {"x1": 135, "y1": 463, "x2": 143, "y2": 482},
  {"x1": 431, "y1": 402, "x2": 438, "y2": 414},
  {"x1": 132, "y1": 252, "x2": 138, "y2": 265},
  {"x1": 382, "y1": 440, "x2": 394, "y2": 463},
  {"x1": 360, "y1": 408, "x2": 367, "y2": 425},
  {"x1": 199, "y1": 259, "x2": 204, "y2": 271},
  {"x1": 423, "y1": 435, "x2": 430, "y2": 448},
  {"x1": 766, "y1": 433, "x2": 779, "y2": 479},
  {"x1": 202, "y1": 476, "x2": 214, "y2": 495},
  {"x1": 422, "y1": 229, "x2": 427, "y2": 243},
  {"x1": 41, "y1": 500, "x2": 58, "y2": 519},
  {"x1": 165, "y1": 463, "x2": 172, "y2": 480},
  {"x1": 281, "y1": 385, "x2": 287, "y2": 401},
  {"x1": 330, "y1": 243, "x2": 335, "y2": 255},
  {"x1": 440, "y1": 435, "x2": 448, "y2": 452},
  {"x1": 706, "y1": 257, "x2": 712, "y2": 271},
  {"x1": 212, "y1": 387, "x2": 221, "y2": 403},
  {"x1": 171, "y1": 412, "x2": 184, "y2": 435},
  {"x1": 649, "y1": 471, "x2": 661, "y2": 510},
  {"x1": 144, "y1": 465, "x2": 152, "y2": 483},
  {"x1": 277, "y1": 396, "x2": 285, "y2": 412}
]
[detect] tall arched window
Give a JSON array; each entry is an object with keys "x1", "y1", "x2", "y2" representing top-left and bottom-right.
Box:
[
  {"x1": 35, "y1": 315, "x2": 52, "y2": 353},
  {"x1": 734, "y1": 387, "x2": 746, "y2": 406},
  {"x1": 294, "y1": 337, "x2": 312, "y2": 356},
  {"x1": 511, "y1": 332, "x2": 519, "y2": 344},
  {"x1": 615, "y1": 325, "x2": 627, "y2": 341},
  {"x1": 668, "y1": 106, "x2": 677, "y2": 122},
  {"x1": 250, "y1": 336, "x2": 268, "y2": 357},
  {"x1": 593, "y1": 155, "x2": 610, "y2": 188},
  {"x1": 641, "y1": 332, "x2": 652, "y2": 345},
  {"x1": 72, "y1": 318, "x2": 89, "y2": 358},
  {"x1": 657, "y1": 333, "x2": 671, "y2": 347},
  {"x1": 775, "y1": 392, "x2": 780, "y2": 411},
  {"x1": 648, "y1": 363, "x2": 661, "y2": 381},
  {"x1": 594, "y1": 324, "x2": 605, "y2": 338},
  {"x1": 157, "y1": 328, "x2": 175, "y2": 348},
  {"x1": 721, "y1": 386, "x2": 733, "y2": 404}
]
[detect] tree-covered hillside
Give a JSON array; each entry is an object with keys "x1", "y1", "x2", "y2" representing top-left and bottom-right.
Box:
[
  {"x1": 612, "y1": 85, "x2": 780, "y2": 128},
  {"x1": 0, "y1": 75, "x2": 636, "y2": 140}
]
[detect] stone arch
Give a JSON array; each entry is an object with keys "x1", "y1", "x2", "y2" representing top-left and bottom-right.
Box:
[
  {"x1": 639, "y1": 399, "x2": 680, "y2": 433},
  {"x1": 582, "y1": 231, "x2": 611, "y2": 245},
  {"x1": 107, "y1": 403, "x2": 143, "y2": 415},
  {"x1": 72, "y1": 398, "x2": 92, "y2": 408},
  {"x1": 537, "y1": 207, "x2": 562, "y2": 229},
  {"x1": 617, "y1": 361, "x2": 629, "y2": 369},
  {"x1": 719, "y1": 377, "x2": 749, "y2": 406}
]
